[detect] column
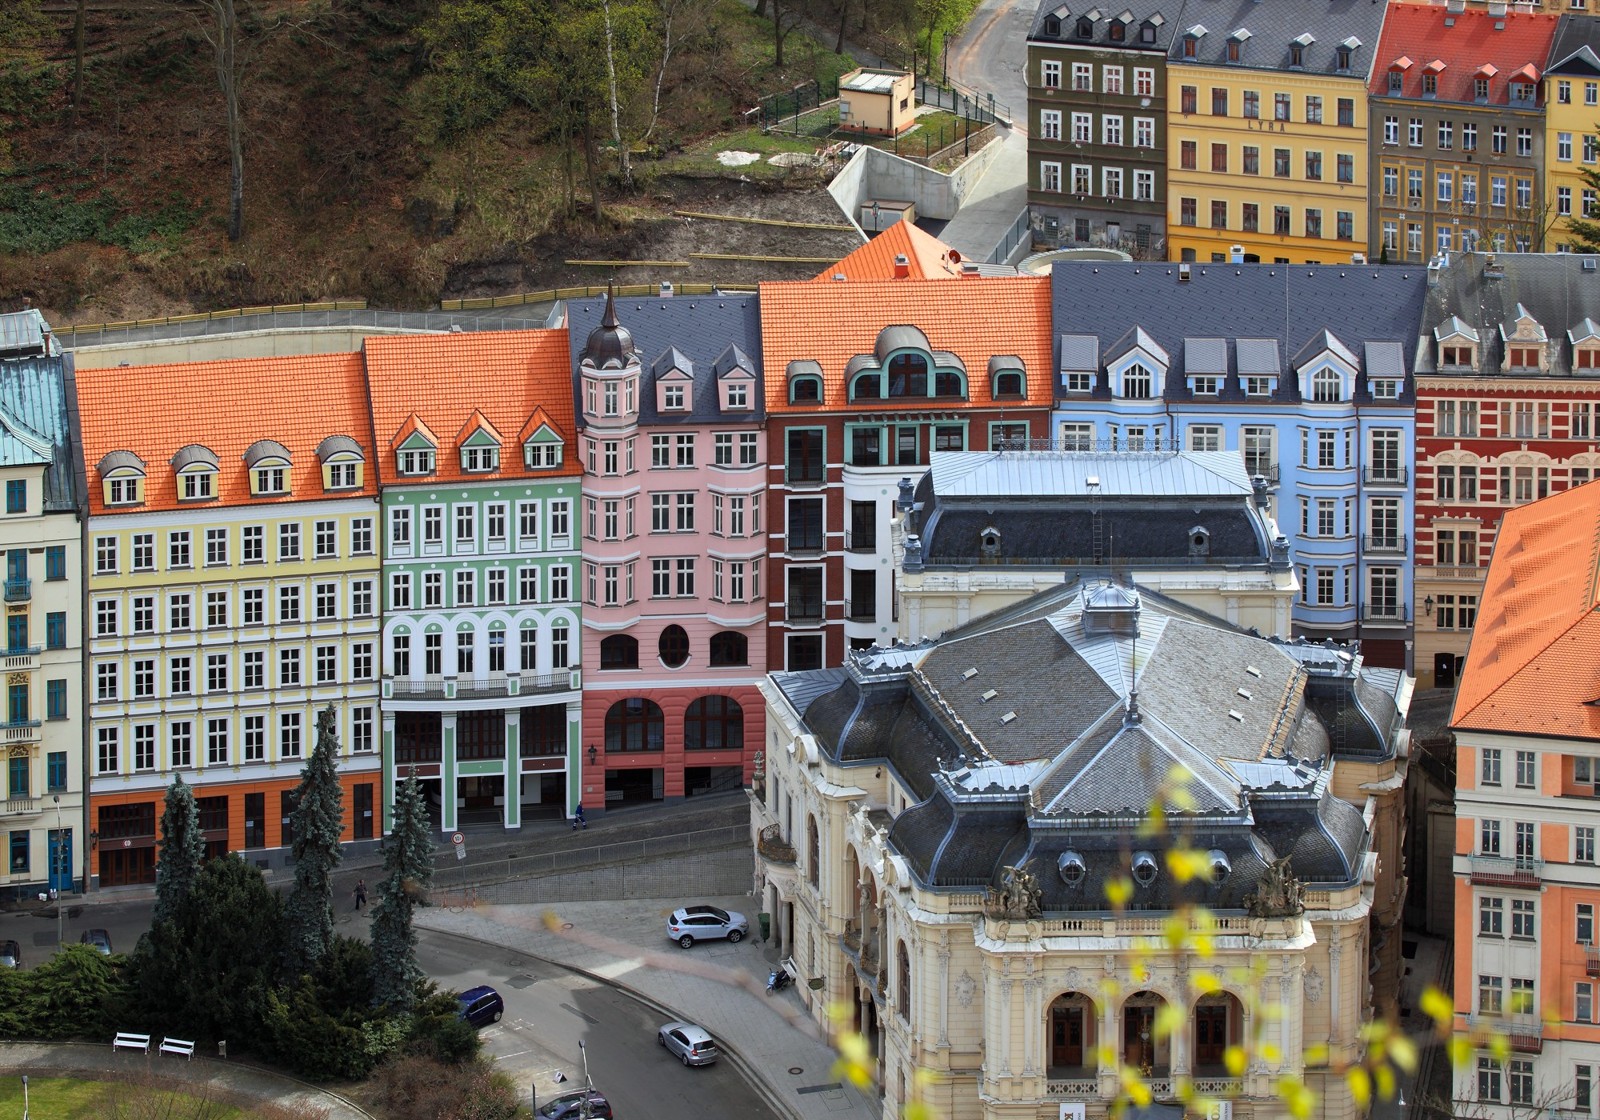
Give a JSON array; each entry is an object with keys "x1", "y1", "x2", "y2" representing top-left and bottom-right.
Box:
[
  {"x1": 440, "y1": 711, "x2": 458, "y2": 833},
  {"x1": 503, "y1": 709, "x2": 521, "y2": 829}
]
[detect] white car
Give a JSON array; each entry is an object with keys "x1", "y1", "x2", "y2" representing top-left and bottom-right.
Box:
[
  {"x1": 658, "y1": 1021, "x2": 720, "y2": 1066},
  {"x1": 665, "y1": 904, "x2": 748, "y2": 949}
]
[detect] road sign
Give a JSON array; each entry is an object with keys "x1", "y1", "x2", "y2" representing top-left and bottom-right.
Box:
[{"x1": 452, "y1": 833, "x2": 463, "y2": 845}]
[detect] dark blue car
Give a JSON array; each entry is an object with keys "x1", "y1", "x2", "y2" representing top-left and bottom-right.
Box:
[{"x1": 457, "y1": 985, "x2": 504, "y2": 1027}]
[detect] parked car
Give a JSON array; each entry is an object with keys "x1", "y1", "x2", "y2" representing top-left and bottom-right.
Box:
[
  {"x1": 658, "y1": 1021, "x2": 719, "y2": 1066},
  {"x1": 537, "y1": 1089, "x2": 613, "y2": 1119},
  {"x1": 79, "y1": 928, "x2": 112, "y2": 955},
  {"x1": 0, "y1": 940, "x2": 19, "y2": 968},
  {"x1": 457, "y1": 984, "x2": 504, "y2": 1028},
  {"x1": 665, "y1": 904, "x2": 748, "y2": 949}
]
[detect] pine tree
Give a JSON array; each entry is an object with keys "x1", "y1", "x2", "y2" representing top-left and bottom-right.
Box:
[
  {"x1": 285, "y1": 705, "x2": 344, "y2": 973},
  {"x1": 1564, "y1": 163, "x2": 1600, "y2": 253},
  {"x1": 370, "y1": 772, "x2": 433, "y2": 1010},
  {"x1": 153, "y1": 774, "x2": 204, "y2": 928}
]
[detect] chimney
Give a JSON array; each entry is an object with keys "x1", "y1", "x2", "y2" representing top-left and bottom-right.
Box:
[
  {"x1": 1178, "y1": 262, "x2": 1192, "y2": 283},
  {"x1": 1487, "y1": 0, "x2": 1506, "y2": 16},
  {"x1": 893, "y1": 253, "x2": 911, "y2": 279},
  {"x1": 1230, "y1": 245, "x2": 1245, "y2": 264},
  {"x1": 659, "y1": 281, "x2": 675, "y2": 298}
]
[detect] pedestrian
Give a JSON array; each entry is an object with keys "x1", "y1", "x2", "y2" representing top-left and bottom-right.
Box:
[
  {"x1": 354, "y1": 878, "x2": 367, "y2": 911},
  {"x1": 572, "y1": 805, "x2": 587, "y2": 831}
]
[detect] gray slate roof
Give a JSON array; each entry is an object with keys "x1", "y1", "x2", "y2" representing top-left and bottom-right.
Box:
[
  {"x1": 0, "y1": 355, "x2": 80, "y2": 512},
  {"x1": 1049, "y1": 261, "x2": 1428, "y2": 401},
  {"x1": 1419, "y1": 253, "x2": 1600, "y2": 377},
  {"x1": 1548, "y1": 14, "x2": 1600, "y2": 74},
  {"x1": 1028, "y1": 0, "x2": 1185, "y2": 49},
  {"x1": 772, "y1": 580, "x2": 1394, "y2": 908},
  {"x1": 1168, "y1": 0, "x2": 1384, "y2": 76},
  {"x1": 566, "y1": 295, "x2": 765, "y2": 427}
]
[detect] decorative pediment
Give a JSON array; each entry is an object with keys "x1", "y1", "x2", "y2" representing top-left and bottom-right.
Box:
[
  {"x1": 393, "y1": 414, "x2": 438, "y2": 451},
  {"x1": 457, "y1": 409, "x2": 504, "y2": 448}
]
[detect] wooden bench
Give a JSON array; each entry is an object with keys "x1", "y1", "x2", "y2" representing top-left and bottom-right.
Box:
[
  {"x1": 159, "y1": 1036, "x2": 195, "y2": 1060},
  {"x1": 112, "y1": 1031, "x2": 150, "y2": 1054}
]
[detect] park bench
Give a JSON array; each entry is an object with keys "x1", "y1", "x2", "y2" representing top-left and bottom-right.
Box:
[
  {"x1": 112, "y1": 1031, "x2": 150, "y2": 1054},
  {"x1": 159, "y1": 1036, "x2": 196, "y2": 1060}
]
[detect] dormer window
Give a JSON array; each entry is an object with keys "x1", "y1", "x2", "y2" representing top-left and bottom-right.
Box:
[
  {"x1": 243, "y1": 438, "x2": 293, "y2": 496},
  {"x1": 665, "y1": 384, "x2": 685, "y2": 409},
  {"x1": 1044, "y1": 14, "x2": 1061, "y2": 35},
  {"x1": 1578, "y1": 346, "x2": 1600, "y2": 371},
  {"x1": 1190, "y1": 375, "x2": 1219, "y2": 396},
  {"x1": 1475, "y1": 77, "x2": 1490, "y2": 101},
  {"x1": 1422, "y1": 73, "x2": 1437, "y2": 96},
  {"x1": 1311, "y1": 368, "x2": 1341, "y2": 402},
  {"x1": 1140, "y1": 20, "x2": 1156, "y2": 43},
  {"x1": 1058, "y1": 850, "x2": 1086, "y2": 886},
  {"x1": 462, "y1": 445, "x2": 499, "y2": 472},
  {"x1": 1244, "y1": 376, "x2": 1275, "y2": 397},
  {"x1": 254, "y1": 466, "x2": 287, "y2": 494},
  {"x1": 1508, "y1": 347, "x2": 1540, "y2": 371},
  {"x1": 107, "y1": 476, "x2": 142, "y2": 505},
  {"x1": 980, "y1": 526, "x2": 1001, "y2": 555},
  {"x1": 1441, "y1": 344, "x2": 1474, "y2": 369},
  {"x1": 525, "y1": 442, "x2": 562, "y2": 468},
  {"x1": 1183, "y1": 35, "x2": 1198, "y2": 58},
  {"x1": 1510, "y1": 82, "x2": 1534, "y2": 103},
  {"x1": 98, "y1": 451, "x2": 146, "y2": 508},
  {"x1": 1388, "y1": 71, "x2": 1402, "y2": 94},
  {"x1": 1132, "y1": 851, "x2": 1159, "y2": 887},
  {"x1": 316, "y1": 434, "x2": 364, "y2": 491},
  {"x1": 1290, "y1": 43, "x2": 1305, "y2": 68},
  {"x1": 1336, "y1": 45, "x2": 1352, "y2": 72},
  {"x1": 1226, "y1": 39, "x2": 1241, "y2": 63},
  {"x1": 726, "y1": 382, "x2": 748, "y2": 408},
  {"x1": 993, "y1": 371, "x2": 1024, "y2": 397},
  {"x1": 398, "y1": 448, "x2": 435, "y2": 475},
  {"x1": 1076, "y1": 16, "x2": 1093, "y2": 38},
  {"x1": 1371, "y1": 378, "x2": 1401, "y2": 400},
  {"x1": 1109, "y1": 19, "x2": 1124, "y2": 41},
  {"x1": 172, "y1": 444, "x2": 219, "y2": 502},
  {"x1": 791, "y1": 377, "x2": 821, "y2": 403},
  {"x1": 1122, "y1": 362, "x2": 1154, "y2": 399}
]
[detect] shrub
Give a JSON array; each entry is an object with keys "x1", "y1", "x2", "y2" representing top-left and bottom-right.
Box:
[
  {"x1": 405, "y1": 989, "x2": 480, "y2": 1064},
  {"x1": 367, "y1": 1055, "x2": 521, "y2": 1120}
]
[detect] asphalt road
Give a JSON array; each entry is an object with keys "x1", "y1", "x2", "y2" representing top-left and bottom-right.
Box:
[
  {"x1": 945, "y1": 0, "x2": 1035, "y2": 129},
  {"x1": 420, "y1": 929, "x2": 780, "y2": 1120}
]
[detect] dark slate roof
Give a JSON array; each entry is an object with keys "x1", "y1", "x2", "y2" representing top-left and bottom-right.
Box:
[
  {"x1": 925, "y1": 505, "x2": 1267, "y2": 565},
  {"x1": 0, "y1": 355, "x2": 79, "y2": 512},
  {"x1": 1548, "y1": 14, "x2": 1600, "y2": 74},
  {"x1": 1418, "y1": 252, "x2": 1600, "y2": 377},
  {"x1": 774, "y1": 581, "x2": 1390, "y2": 907},
  {"x1": 565, "y1": 295, "x2": 765, "y2": 426},
  {"x1": 1167, "y1": 0, "x2": 1385, "y2": 76},
  {"x1": 1049, "y1": 262, "x2": 1428, "y2": 402},
  {"x1": 1027, "y1": 0, "x2": 1185, "y2": 50}
]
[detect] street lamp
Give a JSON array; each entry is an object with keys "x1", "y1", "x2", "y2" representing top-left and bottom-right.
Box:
[{"x1": 51, "y1": 794, "x2": 64, "y2": 950}]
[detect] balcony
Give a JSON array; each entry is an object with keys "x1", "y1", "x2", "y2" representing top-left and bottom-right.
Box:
[
  {"x1": 844, "y1": 530, "x2": 877, "y2": 553},
  {"x1": 1585, "y1": 945, "x2": 1600, "y2": 978},
  {"x1": 756, "y1": 823, "x2": 797, "y2": 864},
  {"x1": 1243, "y1": 462, "x2": 1281, "y2": 485},
  {"x1": 1363, "y1": 534, "x2": 1408, "y2": 554},
  {"x1": 786, "y1": 599, "x2": 824, "y2": 625},
  {"x1": 1419, "y1": 565, "x2": 1484, "y2": 583},
  {"x1": 386, "y1": 671, "x2": 578, "y2": 702},
  {"x1": 844, "y1": 598, "x2": 877, "y2": 622},
  {"x1": 1362, "y1": 604, "x2": 1410, "y2": 623},
  {"x1": 2, "y1": 646, "x2": 41, "y2": 672},
  {"x1": 0, "y1": 719, "x2": 41, "y2": 744},
  {"x1": 1364, "y1": 466, "x2": 1408, "y2": 486},
  {"x1": 4, "y1": 578, "x2": 30, "y2": 602},
  {"x1": 3, "y1": 795, "x2": 38, "y2": 815},
  {"x1": 1509, "y1": 1016, "x2": 1543, "y2": 1053},
  {"x1": 1470, "y1": 854, "x2": 1542, "y2": 888}
]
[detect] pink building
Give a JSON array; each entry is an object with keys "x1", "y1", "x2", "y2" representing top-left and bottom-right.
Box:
[{"x1": 568, "y1": 293, "x2": 768, "y2": 811}]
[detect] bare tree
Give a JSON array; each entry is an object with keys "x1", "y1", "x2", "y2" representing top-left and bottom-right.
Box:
[
  {"x1": 600, "y1": 0, "x2": 631, "y2": 184},
  {"x1": 196, "y1": 0, "x2": 246, "y2": 242},
  {"x1": 72, "y1": 0, "x2": 86, "y2": 122}
]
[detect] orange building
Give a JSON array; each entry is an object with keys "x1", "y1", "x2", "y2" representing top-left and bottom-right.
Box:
[
  {"x1": 77, "y1": 354, "x2": 383, "y2": 886},
  {"x1": 1451, "y1": 479, "x2": 1600, "y2": 1118}
]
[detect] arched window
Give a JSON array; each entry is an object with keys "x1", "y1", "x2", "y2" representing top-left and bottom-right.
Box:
[
  {"x1": 807, "y1": 815, "x2": 820, "y2": 887},
  {"x1": 685, "y1": 695, "x2": 744, "y2": 751},
  {"x1": 850, "y1": 371, "x2": 883, "y2": 401},
  {"x1": 897, "y1": 941, "x2": 912, "y2": 1021},
  {"x1": 790, "y1": 377, "x2": 822, "y2": 403},
  {"x1": 709, "y1": 630, "x2": 748, "y2": 667},
  {"x1": 993, "y1": 370, "x2": 1024, "y2": 397},
  {"x1": 600, "y1": 634, "x2": 638, "y2": 670},
  {"x1": 1312, "y1": 368, "x2": 1342, "y2": 402},
  {"x1": 887, "y1": 353, "x2": 928, "y2": 397},
  {"x1": 658, "y1": 625, "x2": 689, "y2": 668},
  {"x1": 604, "y1": 698, "x2": 663, "y2": 752},
  {"x1": 933, "y1": 369, "x2": 965, "y2": 397}
]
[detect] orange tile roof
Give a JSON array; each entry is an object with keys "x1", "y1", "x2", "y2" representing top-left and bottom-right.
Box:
[
  {"x1": 77, "y1": 352, "x2": 377, "y2": 516},
  {"x1": 1369, "y1": 3, "x2": 1559, "y2": 103},
  {"x1": 758, "y1": 275, "x2": 1055, "y2": 413},
  {"x1": 812, "y1": 222, "x2": 967, "y2": 282},
  {"x1": 1451, "y1": 480, "x2": 1600, "y2": 739},
  {"x1": 362, "y1": 330, "x2": 582, "y2": 486}
]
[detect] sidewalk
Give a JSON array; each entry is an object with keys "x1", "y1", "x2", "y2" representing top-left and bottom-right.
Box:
[
  {"x1": 0, "y1": 1041, "x2": 374, "y2": 1119},
  {"x1": 416, "y1": 896, "x2": 881, "y2": 1120}
]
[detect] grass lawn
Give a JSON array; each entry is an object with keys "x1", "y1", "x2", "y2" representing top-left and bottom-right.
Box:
[{"x1": 0, "y1": 1076, "x2": 249, "y2": 1120}]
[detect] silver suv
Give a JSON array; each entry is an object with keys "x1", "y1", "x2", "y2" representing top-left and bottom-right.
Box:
[{"x1": 666, "y1": 904, "x2": 748, "y2": 949}]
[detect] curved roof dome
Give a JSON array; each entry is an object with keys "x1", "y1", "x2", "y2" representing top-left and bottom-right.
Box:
[{"x1": 582, "y1": 291, "x2": 636, "y2": 369}]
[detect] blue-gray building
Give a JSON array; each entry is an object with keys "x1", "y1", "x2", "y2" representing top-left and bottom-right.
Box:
[{"x1": 1045, "y1": 260, "x2": 1429, "y2": 666}]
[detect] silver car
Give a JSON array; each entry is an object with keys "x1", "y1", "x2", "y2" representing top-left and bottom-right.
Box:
[
  {"x1": 666, "y1": 904, "x2": 748, "y2": 949},
  {"x1": 658, "y1": 1021, "x2": 719, "y2": 1066}
]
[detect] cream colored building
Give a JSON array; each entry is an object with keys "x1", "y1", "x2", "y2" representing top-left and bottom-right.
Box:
[
  {"x1": 0, "y1": 350, "x2": 86, "y2": 899},
  {"x1": 892, "y1": 450, "x2": 1297, "y2": 643},
  {"x1": 753, "y1": 581, "x2": 1409, "y2": 1120}
]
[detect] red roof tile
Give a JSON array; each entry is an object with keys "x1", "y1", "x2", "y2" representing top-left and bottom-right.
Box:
[
  {"x1": 77, "y1": 352, "x2": 377, "y2": 516},
  {"x1": 1451, "y1": 480, "x2": 1600, "y2": 739},
  {"x1": 758, "y1": 276, "x2": 1055, "y2": 413},
  {"x1": 362, "y1": 330, "x2": 582, "y2": 486},
  {"x1": 812, "y1": 222, "x2": 967, "y2": 282},
  {"x1": 1369, "y1": 3, "x2": 1559, "y2": 104}
]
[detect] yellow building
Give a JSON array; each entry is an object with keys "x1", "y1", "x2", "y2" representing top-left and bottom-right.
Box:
[
  {"x1": 77, "y1": 353, "x2": 383, "y2": 888},
  {"x1": 0, "y1": 345, "x2": 86, "y2": 901},
  {"x1": 1544, "y1": 16, "x2": 1600, "y2": 251},
  {"x1": 1165, "y1": 0, "x2": 1383, "y2": 264}
]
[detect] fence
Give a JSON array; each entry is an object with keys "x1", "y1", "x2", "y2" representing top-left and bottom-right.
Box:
[
  {"x1": 986, "y1": 207, "x2": 1034, "y2": 265},
  {"x1": 898, "y1": 120, "x2": 996, "y2": 167},
  {"x1": 428, "y1": 822, "x2": 750, "y2": 895},
  {"x1": 441, "y1": 281, "x2": 751, "y2": 312},
  {"x1": 915, "y1": 77, "x2": 1010, "y2": 126},
  {"x1": 62, "y1": 307, "x2": 558, "y2": 348},
  {"x1": 59, "y1": 300, "x2": 368, "y2": 345},
  {"x1": 755, "y1": 77, "x2": 840, "y2": 129}
]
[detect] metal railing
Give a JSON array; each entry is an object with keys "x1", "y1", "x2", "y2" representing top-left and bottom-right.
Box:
[
  {"x1": 1362, "y1": 604, "x2": 1410, "y2": 622},
  {"x1": 3, "y1": 578, "x2": 30, "y2": 602},
  {"x1": 387, "y1": 672, "x2": 576, "y2": 700},
  {"x1": 1470, "y1": 854, "x2": 1542, "y2": 886},
  {"x1": 843, "y1": 530, "x2": 877, "y2": 553},
  {"x1": 1364, "y1": 466, "x2": 1408, "y2": 485},
  {"x1": 1362, "y1": 534, "x2": 1408, "y2": 553},
  {"x1": 844, "y1": 597, "x2": 877, "y2": 621},
  {"x1": 786, "y1": 600, "x2": 824, "y2": 623},
  {"x1": 987, "y1": 208, "x2": 1034, "y2": 265}
]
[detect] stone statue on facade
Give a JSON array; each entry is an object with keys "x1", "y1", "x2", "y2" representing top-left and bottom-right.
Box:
[
  {"x1": 986, "y1": 862, "x2": 1043, "y2": 919},
  {"x1": 1244, "y1": 856, "x2": 1305, "y2": 917}
]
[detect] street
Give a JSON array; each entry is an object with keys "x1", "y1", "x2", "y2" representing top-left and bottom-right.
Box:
[{"x1": 944, "y1": 0, "x2": 1034, "y2": 129}]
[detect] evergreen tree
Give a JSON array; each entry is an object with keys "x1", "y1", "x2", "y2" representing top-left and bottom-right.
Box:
[
  {"x1": 285, "y1": 705, "x2": 345, "y2": 973},
  {"x1": 152, "y1": 774, "x2": 203, "y2": 928},
  {"x1": 370, "y1": 772, "x2": 433, "y2": 1010},
  {"x1": 1564, "y1": 162, "x2": 1600, "y2": 253}
]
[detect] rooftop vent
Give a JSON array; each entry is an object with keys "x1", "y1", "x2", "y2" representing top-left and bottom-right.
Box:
[
  {"x1": 1000, "y1": 711, "x2": 1018, "y2": 725},
  {"x1": 962, "y1": 667, "x2": 979, "y2": 679},
  {"x1": 659, "y1": 281, "x2": 675, "y2": 298},
  {"x1": 1179, "y1": 262, "x2": 1192, "y2": 283},
  {"x1": 1245, "y1": 665, "x2": 1262, "y2": 677},
  {"x1": 832, "y1": 273, "x2": 847, "y2": 282},
  {"x1": 1585, "y1": 259, "x2": 1597, "y2": 273},
  {"x1": 1228, "y1": 709, "x2": 1245, "y2": 722},
  {"x1": 1236, "y1": 687, "x2": 1253, "y2": 700},
  {"x1": 981, "y1": 689, "x2": 998, "y2": 702}
]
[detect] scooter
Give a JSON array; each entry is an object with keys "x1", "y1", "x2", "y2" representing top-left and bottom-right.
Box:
[{"x1": 767, "y1": 966, "x2": 793, "y2": 994}]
